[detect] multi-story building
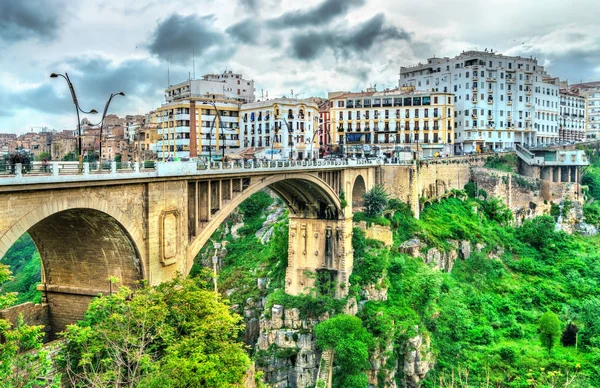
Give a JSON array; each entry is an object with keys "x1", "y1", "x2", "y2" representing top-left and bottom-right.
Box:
[
  {"x1": 569, "y1": 81, "x2": 600, "y2": 139},
  {"x1": 559, "y1": 89, "x2": 586, "y2": 142},
  {"x1": 165, "y1": 71, "x2": 255, "y2": 104},
  {"x1": 329, "y1": 88, "x2": 454, "y2": 157},
  {"x1": 0, "y1": 133, "x2": 17, "y2": 156},
  {"x1": 156, "y1": 98, "x2": 241, "y2": 160},
  {"x1": 239, "y1": 98, "x2": 320, "y2": 160},
  {"x1": 400, "y1": 50, "x2": 560, "y2": 153}
]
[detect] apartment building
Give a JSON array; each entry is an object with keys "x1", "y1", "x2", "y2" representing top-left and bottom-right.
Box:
[
  {"x1": 239, "y1": 98, "x2": 320, "y2": 160},
  {"x1": 400, "y1": 50, "x2": 559, "y2": 153},
  {"x1": 569, "y1": 82, "x2": 600, "y2": 139},
  {"x1": 329, "y1": 88, "x2": 454, "y2": 157},
  {"x1": 156, "y1": 98, "x2": 241, "y2": 160},
  {"x1": 559, "y1": 89, "x2": 586, "y2": 142},
  {"x1": 165, "y1": 71, "x2": 255, "y2": 104}
]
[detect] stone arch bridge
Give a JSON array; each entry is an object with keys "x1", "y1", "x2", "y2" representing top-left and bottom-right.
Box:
[{"x1": 0, "y1": 160, "x2": 379, "y2": 337}]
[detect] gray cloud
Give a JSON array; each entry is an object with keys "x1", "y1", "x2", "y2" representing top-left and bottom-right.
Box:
[
  {"x1": 269, "y1": 0, "x2": 365, "y2": 28},
  {"x1": 0, "y1": 56, "x2": 174, "y2": 120},
  {"x1": 226, "y1": 19, "x2": 261, "y2": 45},
  {"x1": 0, "y1": 0, "x2": 66, "y2": 43},
  {"x1": 290, "y1": 13, "x2": 411, "y2": 60},
  {"x1": 238, "y1": 0, "x2": 260, "y2": 11},
  {"x1": 148, "y1": 14, "x2": 233, "y2": 63}
]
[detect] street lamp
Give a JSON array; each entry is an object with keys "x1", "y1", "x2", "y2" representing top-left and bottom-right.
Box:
[
  {"x1": 207, "y1": 101, "x2": 224, "y2": 161},
  {"x1": 50, "y1": 72, "x2": 98, "y2": 166},
  {"x1": 92, "y1": 92, "x2": 125, "y2": 167},
  {"x1": 270, "y1": 125, "x2": 280, "y2": 160}
]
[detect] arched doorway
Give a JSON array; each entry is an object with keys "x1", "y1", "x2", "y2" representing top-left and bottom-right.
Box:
[{"x1": 352, "y1": 175, "x2": 366, "y2": 211}]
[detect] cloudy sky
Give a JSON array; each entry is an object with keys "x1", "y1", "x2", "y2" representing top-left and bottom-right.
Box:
[{"x1": 1, "y1": 0, "x2": 599, "y2": 133}]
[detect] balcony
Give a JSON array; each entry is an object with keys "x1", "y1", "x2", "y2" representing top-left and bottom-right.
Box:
[
  {"x1": 488, "y1": 115, "x2": 494, "y2": 121},
  {"x1": 507, "y1": 101, "x2": 513, "y2": 106},
  {"x1": 472, "y1": 98, "x2": 479, "y2": 104},
  {"x1": 525, "y1": 79, "x2": 533, "y2": 85},
  {"x1": 507, "y1": 78, "x2": 516, "y2": 84},
  {"x1": 526, "y1": 91, "x2": 532, "y2": 96},
  {"x1": 507, "y1": 90, "x2": 512, "y2": 95},
  {"x1": 487, "y1": 89, "x2": 493, "y2": 94},
  {"x1": 472, "y1": 87, "x2": 478, "y2": 93},
  {"x1": 487, "y1": 99, "x2": 494, "y2": 105},
  {"x1": 487, "y1": 77, "x2": 496, "y2": 82},
  {"x1": 472, "y1": 76, "x2": 479, "y2": 81},
  {"x1": 471, "y1": 114, "x2": 478, "y2": 120},
  {"x1": 526, "y1": 103, "x2": 532, "y2": 108}
]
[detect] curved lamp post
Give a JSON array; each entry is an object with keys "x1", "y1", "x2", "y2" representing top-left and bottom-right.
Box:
[
  {"x1": 50, "y1": 73, "x2": 98, "y2": 165},
  {"x1": 207, "y1": 101, "x2": 224, "y2": 161},
  {"x1": 94, "y1": 92, "x2": 125, "y2": 165}
]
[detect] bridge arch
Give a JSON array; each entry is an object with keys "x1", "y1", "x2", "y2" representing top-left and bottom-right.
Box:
[
  {"x1": 0, "y1": 197, "x2": 145, "y2": 338},
  {"x1": 186, "y1": 172, "x2": 343, "y2": 269},
  {"x1": 351, "y1": 174, "x2": 366, "y2": 211}
]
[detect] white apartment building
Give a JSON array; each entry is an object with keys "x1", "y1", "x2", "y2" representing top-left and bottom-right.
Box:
[
  {"x1": 559, "y1": 90, "x2": 586, "y2": 142},
  {"x1": 400, "y1": 50, "x2": 560, "y2": 153},
  {"x1": 570, "y1": 82, "x2": 600, "y2": 139},
  {"x1": 165, "y1": 71, "x2": 256, "y2": 104},
  {"x1": 240, "y1": 98, "x2": 320, "y2": 160}
]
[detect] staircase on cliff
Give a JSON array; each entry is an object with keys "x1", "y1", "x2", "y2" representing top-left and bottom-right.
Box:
[{"x1": 316, "y1": 349, "x2": 334, "y2": 388}]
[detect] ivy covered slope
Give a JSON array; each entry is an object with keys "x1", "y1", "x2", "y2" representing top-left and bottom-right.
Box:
[{"x1": 353, "y1": 192, "x2": 600, "y2": 386}]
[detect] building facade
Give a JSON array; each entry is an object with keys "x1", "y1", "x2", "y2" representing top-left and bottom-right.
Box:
[
  {"x1": 569, "y1": 82, "x2": 600, "y2": 139},
  {"x1": 239, "y1": 98, "x2": 320, "y2": 160},
  {"x1": 329, "y1": 88, "x2": 454, "y2": 157},
  {"x1": 400, "y1": 50, "x2": 559, "y2": 153},
  {"x1": 156, "y1": 99, "x2": 241, "y2": 160},
  {"x1": 559, "y1": 90, "x2": 586, "y2": 142},
  {"x1": 165, "y1": 71, "x2": 255, "y2": 104}
]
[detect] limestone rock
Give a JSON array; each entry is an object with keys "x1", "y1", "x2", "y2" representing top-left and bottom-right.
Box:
[
  {"x1": 399, "y1": 238, "x2": 422, "y2": 257},
  {"x1": 402, "y1": 329, "x2": 434, "y2": 388}
]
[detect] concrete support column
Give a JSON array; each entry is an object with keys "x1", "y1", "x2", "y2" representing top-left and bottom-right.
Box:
[
  {"x1": 52, "y1": 162, "x2": 59, "y2": 176},
  {"x1": 561, "y1": 166, "x2": 569, "y2": 183},
  {"x1": 285, "y1": 216, "x2": 353, "y2": 297},
  {"x1": 15, "y1": 163, "x2": 22, "y2": 177},
  {"x1": 83, "y1": 162, "x2": 90, "y2": 175},
  {"x1": 570, "y1": 166, "x2": 577, "y2": 183},
  {"x1": 111, "y1": 161, "x2": 117, "y2": 174},
  {"x1": 552, "y1": 167, "x2": 559, "y2": 183}
]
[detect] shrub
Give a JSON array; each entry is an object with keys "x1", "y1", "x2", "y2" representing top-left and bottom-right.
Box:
[
  {"x1": 539, "y1": 311, "x2": 561, "y2": 356},
  {"x1": 363, "y1": 185, "x2": 389, "y2": 217}
]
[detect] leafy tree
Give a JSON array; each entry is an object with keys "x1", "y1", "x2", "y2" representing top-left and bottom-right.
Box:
[
  {"x1": 57, "y1": 276, "x2": 250, "y2": 387},
  {"x1": 34, "y1": 152, "x2": 51, "y2": 161},
  {"x1": 114, "y1": 153, "x2": 122, "y2": 162},
  {"x1": 238, "y1": 191, "x2": 274, "y2": 219},
  {"x1": 517, "y1": 215, "x2": 558, "y2": 250},
  {"x1": 315, "y1": 314, "x2": 374, "y2": 388},
  {"x1": 539, "y1": 311, "x2": 561, "y2": 356},
  {"x1": 582, "y1": 167, "x2": 600, "y2": 200},
  {"x1": 62, "y1": 151, "x2": 77, "y2": 161},
  {"x1": 0, "y1": 264, "x2": 55, "y2": 387},
  {"x1": 363, "y1": 185, "x2": 389, "y2": 217}
]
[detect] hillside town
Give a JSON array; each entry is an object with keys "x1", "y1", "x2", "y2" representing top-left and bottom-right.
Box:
[{"x1": 2, "y1": 51, "x2": 600, "y2": 163}]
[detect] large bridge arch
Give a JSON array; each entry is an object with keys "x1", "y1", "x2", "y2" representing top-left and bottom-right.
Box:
[
  {"x1": 186, "y1": 173, "x2": 344, "y2": 267},
  {"x1": 0, "y1": 197, "x2": 146, "y2": 338}
]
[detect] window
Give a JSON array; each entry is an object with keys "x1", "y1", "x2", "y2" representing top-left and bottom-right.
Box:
[{"x1": 434, "y1": 96, "x2": 438, "y2": 104}]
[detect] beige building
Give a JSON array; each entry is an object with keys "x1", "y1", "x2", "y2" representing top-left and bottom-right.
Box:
[
  {"x1": 240, "y1": 98, "x2": 320, "y2": 160},
  {"x1": 569, "y1": 81, "x2": 600, "y2": 139},
  {"x1": 329, "y1": 88, "x2": 455, "y2": 157}
]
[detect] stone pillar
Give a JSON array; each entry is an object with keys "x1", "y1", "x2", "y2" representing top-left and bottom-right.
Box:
[
  {"x1": 570, "y1": 166, "x2": 577, "y2": 183},
  {"x1": 189, "y1": 101, "x2": 197, "y2": 158},
  {"x1": 552, "y1": 167, "x2": 559, "y2": 183},
  {"x1": 285, "y1": 216, "x2": 353, "y2": 297}
]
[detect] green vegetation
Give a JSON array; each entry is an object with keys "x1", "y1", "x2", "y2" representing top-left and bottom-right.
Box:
[
  {"x1": 0, "y1": 262, "x2": 55, "y2": 387},
  {"x1": 484, "y1": 153, "x2": 518, "y2": 172},
  {"x1": 57, "y1": 276, "x2": 249, "y2": 387},
  {"x1": 539, "y1": 311, "x2": 562, "y2": 356},
  {"x1": 315, "y1": 314, "x2": 375, "y2": 388},
  {"x1": 363, "y1": 185, "x2": 389, "y2": 217},
  {"x1": 0, "y1": 233, "x2": 42, "y2": 306}
]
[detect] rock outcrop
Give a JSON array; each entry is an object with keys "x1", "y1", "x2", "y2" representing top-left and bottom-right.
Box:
[{"x1": 402, "y1": 329, "x2": 435, "y2": 388}]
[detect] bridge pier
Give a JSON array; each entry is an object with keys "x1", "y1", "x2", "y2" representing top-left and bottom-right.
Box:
[{"x1": 285, "y1": 215, "x2": 353, "y2": 297}]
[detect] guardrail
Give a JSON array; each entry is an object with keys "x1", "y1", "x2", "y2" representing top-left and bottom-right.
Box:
[{"x1": 0, "y1": 155, "x2": 489, "y2": 186}]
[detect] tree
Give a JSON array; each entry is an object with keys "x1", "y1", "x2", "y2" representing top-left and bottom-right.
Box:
[
  {"x1": 315, "y1": 314, "x2": 374, "y2": 388},
  {"x1": 114, "y1": 153, "x2": 122, "y2": 162},
  {"x1": 539, "y1": 311, "x2": 561, "y2": 356},
  {"x1": 34, "y1": 152, "x2": 51, "y2": 161},
  {"x1": 0, "y1": 264, "x2": 55, "y2": 387},
  {"x1": 363, "y1": 185, "x2": 389, "y2": 217},
  {"x1": 57, "y1": 276, "x2": 250, "y2": 387}
]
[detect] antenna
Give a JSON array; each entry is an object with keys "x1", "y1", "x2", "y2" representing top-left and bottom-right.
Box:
[
  {"x1": 291, "y1": 89, "x2": 294, "y2": 98},
  {"x1": 192, "y1": 50, "x2": 196, "y2": 79}
]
